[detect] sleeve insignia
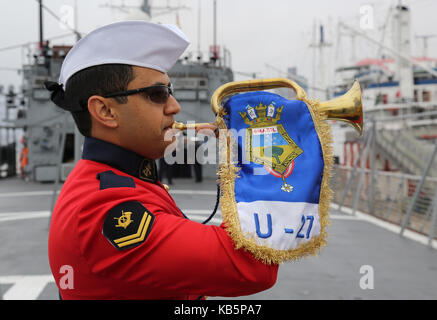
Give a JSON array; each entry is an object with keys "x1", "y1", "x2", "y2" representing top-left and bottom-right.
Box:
[{"x1": 102, "y1": 201, "x2": 155, "y2": 250}]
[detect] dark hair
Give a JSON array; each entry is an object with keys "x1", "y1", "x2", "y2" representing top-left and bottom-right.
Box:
[{"x1": 65, "y1": 64, "x2": 135, "y2": 137}]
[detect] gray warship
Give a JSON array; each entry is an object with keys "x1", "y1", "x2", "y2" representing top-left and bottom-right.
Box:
[{"x1": 0, "y1": 0, "x2": 234, "y2": 183}]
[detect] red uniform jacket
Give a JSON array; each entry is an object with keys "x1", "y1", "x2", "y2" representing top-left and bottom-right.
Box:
[{"x1": 48, "y1": 137, "x2": 278, "y2": 299}]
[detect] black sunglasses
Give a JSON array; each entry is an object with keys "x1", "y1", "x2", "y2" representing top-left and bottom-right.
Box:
[{"x1": 103, "y1": 83, "x2": 174, "y2": 104}]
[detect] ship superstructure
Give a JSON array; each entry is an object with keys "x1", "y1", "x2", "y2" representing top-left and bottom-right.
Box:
[
  {"x1": 329, "y1": 4, "x2": 437, "y2": 176},
  {"x1": 0, "y1": 0, "x2": 235, "y2": 182}
]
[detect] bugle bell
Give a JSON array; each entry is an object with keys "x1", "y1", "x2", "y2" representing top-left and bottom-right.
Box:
[{"x1": 318, "y1": 80, "x2": 363, "y2": 135}]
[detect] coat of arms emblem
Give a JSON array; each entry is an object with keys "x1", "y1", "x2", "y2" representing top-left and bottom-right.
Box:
[{"x1": 240, "y1": 102, "x2": 303, "y2": 192}]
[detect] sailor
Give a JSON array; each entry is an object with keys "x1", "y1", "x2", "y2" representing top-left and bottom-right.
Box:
[{"x1": 46, "y1": 20, "x2": 278, "y2": 300}]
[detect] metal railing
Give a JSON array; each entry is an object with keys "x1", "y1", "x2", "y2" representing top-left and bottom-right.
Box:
[
  {"x1": 376, "y1": 129, "x2": 436, "y2": 176},
  {"x1": 333, "y1": 113, "x2": 437, "y2": 246},
  {"x1": 332, "y1": 165, "x2": 437, "y2": 240}
]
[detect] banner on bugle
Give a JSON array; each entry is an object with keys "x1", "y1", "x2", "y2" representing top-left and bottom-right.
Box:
[{"x1": 216, "y1": 91, "x2": 333, "y2": 264}]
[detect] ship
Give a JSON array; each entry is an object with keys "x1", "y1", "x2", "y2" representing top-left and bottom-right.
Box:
[
  {"x1": 325, "y1": 4, "x2": 437, "y2": 244},
  {"x1": 328, "y1": 4, "x2": 437, "y2": 176},
  {"x1": 0, "y1": 0, "x2": 234, "y2": 183}
]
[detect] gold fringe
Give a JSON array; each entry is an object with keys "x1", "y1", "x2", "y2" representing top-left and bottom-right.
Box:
[{"x1": 215, "y1": 99, "x2": 334, "y2": 265}]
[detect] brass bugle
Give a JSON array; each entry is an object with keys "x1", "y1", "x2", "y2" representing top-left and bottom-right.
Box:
[{"x1": 172, "y1": 78, "x2": 363, "y2": 135}]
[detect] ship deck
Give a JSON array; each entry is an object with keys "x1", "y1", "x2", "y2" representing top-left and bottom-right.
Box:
[{"x1": 0, "y1": 176, "x2": 436, "y2": 300}]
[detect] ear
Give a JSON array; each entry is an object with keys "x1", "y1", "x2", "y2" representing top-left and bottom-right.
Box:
[{"x1": 87, "y1": 95, "x2": 119, "y2": 129}]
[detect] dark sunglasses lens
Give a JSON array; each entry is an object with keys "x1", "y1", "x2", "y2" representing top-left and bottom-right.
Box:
[{"x1": 146, "y1": 86, "x2": 170, "y2": 104}]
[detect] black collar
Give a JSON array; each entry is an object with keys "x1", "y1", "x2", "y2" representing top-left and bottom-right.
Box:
[{"x1": 82, "y1": 137, "x2": 158, "y2": 183}]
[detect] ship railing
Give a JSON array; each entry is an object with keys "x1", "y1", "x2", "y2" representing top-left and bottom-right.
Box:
[
  {"x1": 333, "y1": 165, "x2": 437, "y2": 246},
  {"x1": 335, "y1": 115, "x2": 437, "y2": 247},
  {"x1": 375, "y1": 129, "x2": 437, "y2": 176},
  {"x1": 365, "y1": 100, "x2": 437, "y2": 112},
  {"x1": 376, "y1": 131, "x2": 421, "y2": 174}
]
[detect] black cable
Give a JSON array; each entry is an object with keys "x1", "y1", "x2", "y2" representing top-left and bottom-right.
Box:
[{"x1": 202, "y1": 183, "x2": 220, "y2": 224}]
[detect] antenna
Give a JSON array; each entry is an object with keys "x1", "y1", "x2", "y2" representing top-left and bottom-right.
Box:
[
  {"x1": 234, "y1": 71, "x2": 259, "y2": 79},
  {"x1": 309, "y1": 22, "x2": 332, "y2": 99},
  {"x1": 38, "y1": 0, "x2": 43, "y2": 50},
  {"x1": 415, "y1": 35, "x2": 437, "y2": 58},
  {"x1": 209, "y1": 0, "x2": 219, "y2": 65},
  {"x1": 37, "y1": 1, "x2": 82, "y2": 41},
  {"x1": 197, "y1": 0, "x2": 201, "y2": 56},
  {"x1": 141, "y1": 0, "x2": 151, "y2": 16},
  {"x1": 100, "y1": 0, "x2": 189, "y2": 21},
  {"x1": 213, "y1": 0, "x2": 217, "y2": 55}
]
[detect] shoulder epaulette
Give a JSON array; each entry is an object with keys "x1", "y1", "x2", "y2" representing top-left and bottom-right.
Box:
[{"x1": 97, "y1": 170, "x2": 136, "y2": 190}]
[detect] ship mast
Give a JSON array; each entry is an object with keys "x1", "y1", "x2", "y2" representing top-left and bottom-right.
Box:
[
  {"x1": 392, "y1": 3, "x2": 414, "y2": 102},
  {"x1": 197, "y1": 0, "x2": 201, "y2": 58},
  {"x1": 38, "y1": 0, "x2": 44, "y2": 51},
  {"x1": 310, "y1": 22, "x2": 331, "y2": 99},
  {"x1": 212, "y1": 0, "x2": 218, "y2": 65},
  {"x1": 213, "y1": 0, "x2": 217, "y2": 53}
]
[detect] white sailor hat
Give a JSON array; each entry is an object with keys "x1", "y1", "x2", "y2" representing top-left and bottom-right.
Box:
[{"x1": 59, "y1": 20, "x2": 190, "y2": 87}]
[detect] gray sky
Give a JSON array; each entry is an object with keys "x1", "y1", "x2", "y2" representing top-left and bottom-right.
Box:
[{"x1": 0, "y1": 0, "x2": 436, "y2": 97}]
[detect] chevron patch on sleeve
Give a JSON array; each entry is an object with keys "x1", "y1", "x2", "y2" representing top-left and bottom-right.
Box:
[{"x1": 102, "y1": 201, "x2": 155, "y2": 250}]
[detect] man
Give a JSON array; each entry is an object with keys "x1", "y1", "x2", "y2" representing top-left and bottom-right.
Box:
[{"x1": 47, "y1": 21, "x2": 278, "y2": 300}]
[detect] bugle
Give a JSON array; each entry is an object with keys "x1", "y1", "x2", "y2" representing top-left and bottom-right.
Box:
[
  {"x1": 172, "y1": 78, "x2": 363, "y2": 136},
  {"x1": 172, "y1": 78, "x2": 363, "y2": 264}
]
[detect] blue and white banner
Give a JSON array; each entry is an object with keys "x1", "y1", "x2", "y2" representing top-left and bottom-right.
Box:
[{"x1": 218, "y1": 91, "x2": 332, "y2": 264}]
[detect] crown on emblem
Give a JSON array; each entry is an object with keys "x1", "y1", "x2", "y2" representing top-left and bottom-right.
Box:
[{"x1": 239, "y1": 102, "x2": 284, "y2": 126}]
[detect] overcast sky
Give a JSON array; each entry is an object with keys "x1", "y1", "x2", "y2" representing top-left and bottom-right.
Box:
[{"x1": 0, "y1": 0, "x2": 436, "y2": 97}]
